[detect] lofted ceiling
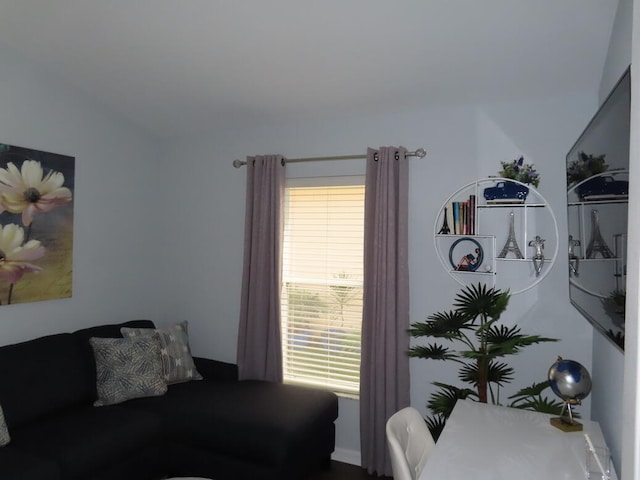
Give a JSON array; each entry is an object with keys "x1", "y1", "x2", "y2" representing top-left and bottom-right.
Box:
[{"x1": 0, "y1": 0, "x2": 618, "y2": 138}]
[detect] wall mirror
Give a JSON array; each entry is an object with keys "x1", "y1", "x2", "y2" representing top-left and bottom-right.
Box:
[{"x1": 566, "y1": 67, "x2": 630, "y2": 351}]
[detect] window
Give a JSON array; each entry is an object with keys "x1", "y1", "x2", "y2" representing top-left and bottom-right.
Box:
[{"x1": 281, "y1": 176, "x2": 365, "y2": 396}]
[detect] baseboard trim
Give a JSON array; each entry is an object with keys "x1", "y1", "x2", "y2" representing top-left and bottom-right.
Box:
[{"x1": 331, "y1": 447, "x2": 361, "y2": 466}]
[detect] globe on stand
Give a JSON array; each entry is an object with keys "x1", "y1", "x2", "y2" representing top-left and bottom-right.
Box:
[{"x1": 548, "y1": 356, "x2": 592, "y2": 432}]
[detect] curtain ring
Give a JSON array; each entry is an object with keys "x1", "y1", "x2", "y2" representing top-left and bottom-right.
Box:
[
  {"x1": 394, "y1": 152, "x2": 400, "y2": 161},
  {"x1": 281, "y1": 158, "x2": 286, "y2": 166},
  {"x1": 373, "y1": 153, "x2": 379, "y2": 162}
]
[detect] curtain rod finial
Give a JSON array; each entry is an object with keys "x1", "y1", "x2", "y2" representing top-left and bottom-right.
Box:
[
  {"x1": 233, "y1": 159, "x2": 245, "y2": 168},
  {"x1": 415, "y1": 148, "x2": 427, "y2": 158}
]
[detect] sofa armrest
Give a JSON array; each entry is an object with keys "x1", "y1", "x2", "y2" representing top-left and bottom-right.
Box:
[{"x1": 193, "y1": 357, "x2": 238, "y2": 382}]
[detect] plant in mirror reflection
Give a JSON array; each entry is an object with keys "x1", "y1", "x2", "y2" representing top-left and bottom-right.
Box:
[
  {"x1": 409, "y1": 283, "x2": 563, "y2": 440},
  {"x1": 566, "y1": 151, "x2": 609, "y2": 186},
  {"x1": 602, "y1": 290, "x2": 625, "y2": 349}
]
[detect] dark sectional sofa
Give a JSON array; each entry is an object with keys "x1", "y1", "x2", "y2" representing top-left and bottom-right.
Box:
[{"x1": 0, "y1": 320, "x2": 339, "y2": 480}]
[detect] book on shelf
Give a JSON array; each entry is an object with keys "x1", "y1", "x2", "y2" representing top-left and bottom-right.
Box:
[
  {"x1": 446, "y1": 202, "x2": 455, "y2": 235},
  {"x1": 444, "y1": 195, "x2": 476, "y2": 235}
]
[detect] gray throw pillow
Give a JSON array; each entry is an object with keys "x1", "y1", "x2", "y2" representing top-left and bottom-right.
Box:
[
  {"x1": 90, "y1": 336, "x2": 167, "y2": 406},
  {"x1": 0, "y1": 404, "x2": 9, "y2": 446},
  {"x1": 121, "y1": 321, "x2": 203, "y2": 385}
]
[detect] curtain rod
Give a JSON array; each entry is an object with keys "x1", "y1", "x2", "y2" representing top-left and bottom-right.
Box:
[{"x1": 232, "y1": 148, "x2": 426, "y2": 168}]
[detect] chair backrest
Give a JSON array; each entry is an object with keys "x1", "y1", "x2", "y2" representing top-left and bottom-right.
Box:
[{"x1": 385, "y1": 406, "x2": 436, "y2": 480}]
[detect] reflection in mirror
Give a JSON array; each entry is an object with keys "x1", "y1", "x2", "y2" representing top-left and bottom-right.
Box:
[{"x1": 566, "y1": 67, "x2": 630, "y2": 351}]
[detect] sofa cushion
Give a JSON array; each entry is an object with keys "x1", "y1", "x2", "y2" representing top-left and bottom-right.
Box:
[
  {"x1": 90, "y1": 336, "x2": 167, "y2": 406},
  {"x1": 10, "y1": 405, "x2": 163, "y2": 480},
  {"x1": 0, "y1": 404, "x2": 9, "y2": 446},
  {"x1": 73, "y1": 320, "x2": 157, "y2": 400},
  {"x1": 0, "y1": 333, "x2": 93, "y2": 429},
  {"x1": 73, "y1": 320, "x2": 156, "y2": 343},
  {"x1": 121, "y1": 321, "x2": 203, "y2": 384},
  {"x1": 192, "y1": 357, "x2": 238, "y2": 382},
  {"x1": 0, "y1": 447, "x2": 61, "y2": 480},
  {"x1": 126, "y1": 379, "x2": 338, "y2": 466}
]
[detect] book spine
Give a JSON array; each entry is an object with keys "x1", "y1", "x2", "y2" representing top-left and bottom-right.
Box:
[
  {"x1": 469, "y1": 195, "x2": 476, "y2": 235},
  {"x1": 447, "y1": 203, "x2": 455, "y2": 234},
  {"x1": 453, "y1": 202, "x2": 460, "y2": 235},
  {"x1": 462, "y1": 201, "x2": 468, "y2": 235}
]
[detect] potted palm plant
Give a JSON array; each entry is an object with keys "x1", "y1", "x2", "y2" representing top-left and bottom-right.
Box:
[{"x1": 409, "y1": 283, "x2": 563, "y2": 439}]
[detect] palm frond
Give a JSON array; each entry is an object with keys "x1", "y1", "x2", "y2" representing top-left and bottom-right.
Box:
[
  {"x1": 408, "y1": 343, "x2": 458, "y2": 361},
  {"x1": 427, "y1": 382, "x2": 477, "y2": 418},
  {"x1": 510, "y1": 396, "x2": 566, "y2": 416},
  {"x1": 409, "y1": 310, "x2": 471, "y2": 340},
  {"x1": 459, "y1": 349, "x2": 490, "y2": 360},
  {"x1": 474, "y1": 317, "x2": 499, "y2": 339},
  {"x1": 458, "y1": 361, "x2": 514, "y2": 387},
  {"x1": 491, "y1": 291, "x2": 510, "y2": 321},
  {"x1": 453, "y1": 283, "x2": 510, "y2": 320},
  {"x1": 487, "y1": 361, "x2": 514, "y2": 385},
  {"x1": 425, "y1": 414, "x2": 447, "y2": 441},
  {"x1": 508, "y1": 381, "x2": 566, "y2": 415},
  {"x1": 486, "y1": 324, "x2": 522, "y2": 343},
  {"x1": 486, "y1": 324, "x2": 556, "y2": 345},
  {"x1": 457, "y1": 362, "x2": 479, "y2": 385},
  {"x1": 509, "y1": 381, "x2": 551, "y2": 400},
  {"x1": 487, "y1": 334, "x2": 558, "y2": 357}
]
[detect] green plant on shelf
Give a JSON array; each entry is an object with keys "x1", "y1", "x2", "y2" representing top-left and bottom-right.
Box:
[{"x1": 498, "y1": 156, "x2": 540, "y2": 187}]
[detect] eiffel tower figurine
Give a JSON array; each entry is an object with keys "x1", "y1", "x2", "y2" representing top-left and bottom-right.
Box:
[
  {"x1": 438, "y1": 207, "x2": 451, "y2": 234},
  {"x1": 498, "y1": 211, "x2": 524, "y2": 259},
  {"x1": 586, "y1": 209, "x2": 614, "y2": 259}
]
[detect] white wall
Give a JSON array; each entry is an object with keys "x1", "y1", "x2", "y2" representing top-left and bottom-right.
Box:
[
  {"x1": 166, "y1": 91, "x2": 596, "y2": 459},
  {"x1": 0, "y1": 43, "x2": 167, "y2": 346}
]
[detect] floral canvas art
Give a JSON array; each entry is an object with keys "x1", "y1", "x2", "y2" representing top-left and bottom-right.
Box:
[{"x1": 0, "y1": 143, "x2": 74, "y2": 305}]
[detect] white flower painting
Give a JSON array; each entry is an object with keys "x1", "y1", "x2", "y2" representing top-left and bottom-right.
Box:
[{"x1": 0, "y1": 144, "x2": 74, "y2": 304}]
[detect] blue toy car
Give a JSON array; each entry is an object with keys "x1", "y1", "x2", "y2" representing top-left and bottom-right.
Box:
[
  {"x1": 576, "y1": 175, "x2": 629, "y2": 200},
  {"x1": 483, "y1": 181, "x2": 529, "y2": 202}
]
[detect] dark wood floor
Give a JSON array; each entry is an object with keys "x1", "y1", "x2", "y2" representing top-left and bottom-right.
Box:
[{"x1": 310, "y1": 461, "x2": 393, "y2": 479}]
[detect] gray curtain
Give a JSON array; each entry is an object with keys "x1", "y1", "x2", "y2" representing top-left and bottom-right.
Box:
[
  {"x1": 360, "y1": 146, "x2": 411, "y2": 476},
  {"x1": 237, "y1": 155, "x2": 285, "y2": 382}
]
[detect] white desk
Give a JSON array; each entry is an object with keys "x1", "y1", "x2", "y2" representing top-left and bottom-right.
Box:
[{"x1": 420, "y1": 399, "x2": 617, "y2": 480}]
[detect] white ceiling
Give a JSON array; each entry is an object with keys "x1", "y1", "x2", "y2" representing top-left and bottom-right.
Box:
[{"x1": 0, "y1": 0, "x2": 618, "y2": 138}]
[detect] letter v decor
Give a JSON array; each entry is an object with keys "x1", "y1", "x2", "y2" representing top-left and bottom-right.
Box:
[{"x1": 0, "y1": 143, "x2": 74, "y2": 305}]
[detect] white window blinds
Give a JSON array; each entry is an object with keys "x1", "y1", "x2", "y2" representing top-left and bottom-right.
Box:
[{"x1": 281, "y1": 177, "x2": 365, "y2": 396}]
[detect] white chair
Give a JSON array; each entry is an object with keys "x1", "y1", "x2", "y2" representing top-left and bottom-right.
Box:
[{"x1": 385, "y1": 406, "x2": 435, "y2": 480}]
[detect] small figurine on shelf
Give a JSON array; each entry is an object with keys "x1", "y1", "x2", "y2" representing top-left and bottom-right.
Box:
[
  {"x1": 498, "y1": 211, "x2": 524, "y2": 259},
  {"x1": 568, "y1": 235, "x2": 580, "y2": 277},
  {"x1": 586, "y1": 209, "x2": 614, "y2": 259},
  {"x1": 528, "y1": 235, "x2": 545, "y2": 277},
  {"x1": 438, "y1": 207, "x2": 451, "y2": 234},
  {"x1": 456, "y1": 248, "x2": 482, "y2": 272}
]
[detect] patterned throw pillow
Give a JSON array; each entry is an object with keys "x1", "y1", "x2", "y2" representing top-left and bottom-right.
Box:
[
  {"x1": 0, "y1": 404, "x2": 10, "y2": 446},
  {"x1": 90, "y1": 336, "x2": 167, "y2": 406},
  {"x1": 121, "y1": 321, "x2": 203, "y2": 385}
]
